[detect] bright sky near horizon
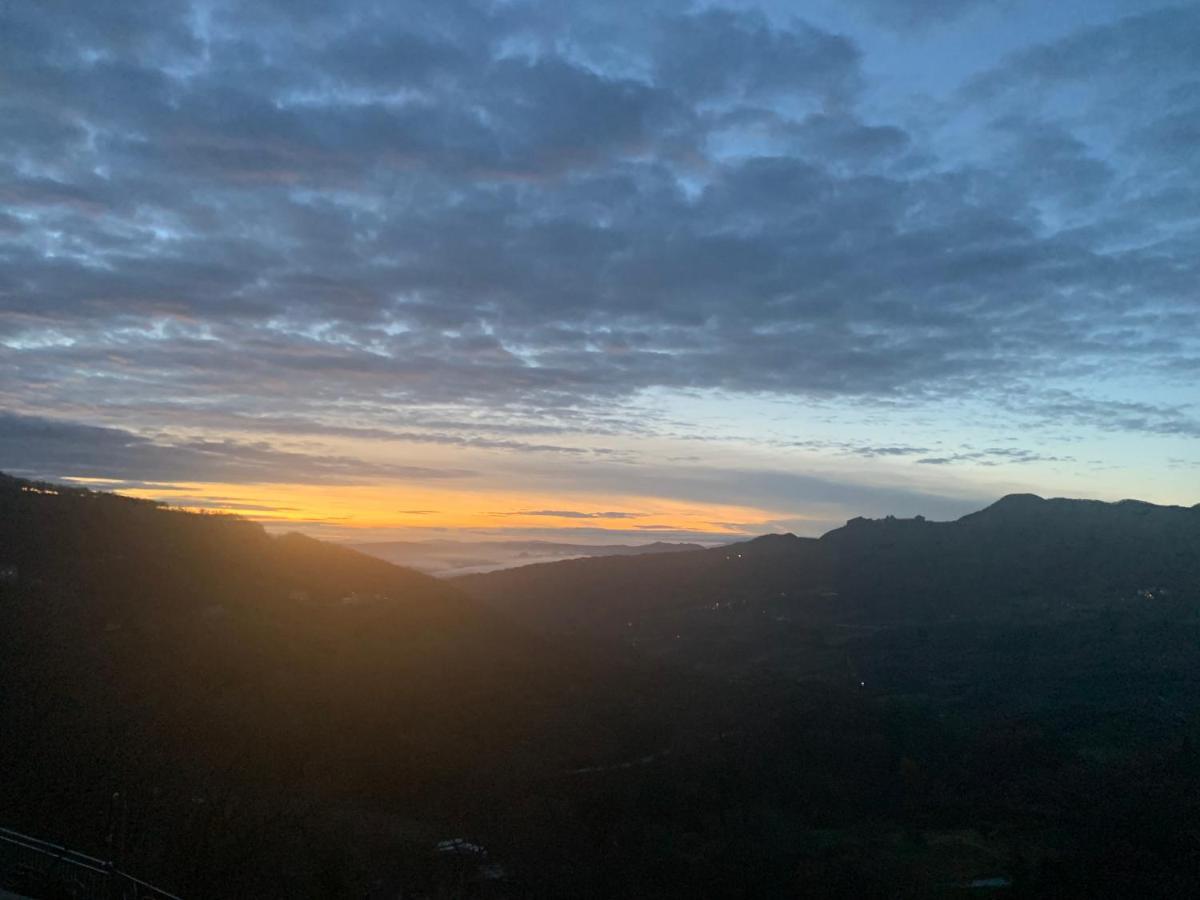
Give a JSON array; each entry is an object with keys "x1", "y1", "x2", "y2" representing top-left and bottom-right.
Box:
[{"x1": 1, "y1": 0, "x2": 1197, "y2": 542}]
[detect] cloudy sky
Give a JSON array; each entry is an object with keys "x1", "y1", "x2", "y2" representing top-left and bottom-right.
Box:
[{"x1": 2, "y1": 0, "x2": 1197, "y2": 541}]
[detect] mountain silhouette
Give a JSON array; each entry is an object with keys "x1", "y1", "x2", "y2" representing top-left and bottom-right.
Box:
[
  {"x1": 0, "y1": 473, "x2": 694, "y2": 896},
  {"x1": 350, "y1": 538, "x2": 707, "y2": 576},
  {"x1": 5, "y1": 474, "x2": 1200, "y2": 898},
  {"x1": 458, "y1": 493, "x2": 1200, "y2": 636}
]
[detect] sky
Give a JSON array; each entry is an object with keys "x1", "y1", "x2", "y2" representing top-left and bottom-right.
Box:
[{"x1": 1, "y1": 0, "x2": 1197, "y2": 542}]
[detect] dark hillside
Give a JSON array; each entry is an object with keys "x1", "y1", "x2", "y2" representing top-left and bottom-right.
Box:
[
  {"x1": 821, "y1": 494, "x2": 1200, "y2": 619},
  {"x1": 456, "y1": 531, "x2": 834, "y2": 637},
  {"x1": 452, "y1": 492, "x2": 1200, "y2": 897},
  {"x1": 460, "y1": 494, "x2": 1200, "y2": 640},
  {"x1": 0, "y1": 475, "x2": 706, "y2": 897},
  {"x1": 6, "y1": 477, "x2": 1200, "y2": 897}
]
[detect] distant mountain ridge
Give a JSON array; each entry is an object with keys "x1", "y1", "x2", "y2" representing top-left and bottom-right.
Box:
[
  {"x1": 350, "y1": 538, "x2": 708, "y2": 576},
  {"x1": 457, "y1": 493, "x2": 1200, "y2": 636}
]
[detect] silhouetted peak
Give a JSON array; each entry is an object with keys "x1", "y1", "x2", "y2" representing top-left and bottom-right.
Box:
[
  {"x1": 1114, "y1": 498, "x2": 1158, "y2": 512},
  {"x1": 743, "y1": 532, "x2": 800, "y2": 547},
  {"x1": 829, "y1": 513, "x2": 932, "y2": 536},
  {"x1": 958, "y1": 493, "x2": 1200, "y2": 533},
  {"x1": 989, "y1": 493, "x2": 1046, "y2": 509},
  {"x1": 719, "y1": 532, "x2": 806, "y2": 557},
  {"x1": 957, "y1": 493, "x2": 1048, "y2": 522}
]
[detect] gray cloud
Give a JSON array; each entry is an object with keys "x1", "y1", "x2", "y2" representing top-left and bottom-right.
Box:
[
  {"x1": 0, "y1": 413, "x2": 473, "y2": 484},
  {"x1": 850, "y1": 0, "x2": 1013, "y2": 30},
  {"x1": 997, "y1": 388, "x2": 1200, "y2": 439},
  {"x1": 0, "y1": 0, "x2": 1196, "y2": 482},
  {"x1": 654, "y1": 8, "x2": 861, "y2": 105},
  {"x1": 158, "y1": 497, "x2": 301, "y2": 513},
  {"x1": 966, "y1": 6, "x2": 1200, "y2": 102},
  {"x1": 781, "y1": 439, "x2": 935, "y2": 458},
  {"x1": 498, "y1": 509, "x2": 647, "y2": 519},
  {"x1": 443, "y1": 525, "x2": 741, "y2": 543},
  {"x1": 915, "y1": 447, "x2": 1074, "y2": 466},
  {"x1": 489, "y1": 455, "x2": 990, "y2": 523}
]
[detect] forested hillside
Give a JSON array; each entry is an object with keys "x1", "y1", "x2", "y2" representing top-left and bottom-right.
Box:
[
  {"x1": 5, "y1": 476, "x2": 1200, "y2": 897},
  {"x1": 0, "y1": 475, "x2": 705, "y2": 896},
  {"x1": 459, "y1": 494, "x2": 1200, "y2": 640}
]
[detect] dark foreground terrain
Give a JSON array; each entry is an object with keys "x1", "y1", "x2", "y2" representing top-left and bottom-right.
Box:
[{"x1": 3, "y1": 474, "x2": 1200, "y2": 897}]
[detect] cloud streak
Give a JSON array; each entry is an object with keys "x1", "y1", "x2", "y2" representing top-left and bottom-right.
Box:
[
  {"x1": 0, "y1": 413, "x2": 473, "y2": 485},
  {"x1": 496, "y1": 509, "x2": 647, "y2": 519}
]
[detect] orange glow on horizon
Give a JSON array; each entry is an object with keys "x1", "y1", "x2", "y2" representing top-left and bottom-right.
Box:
[{"x1": 86, "y1": 479, "x2": 784, "y2": 540}]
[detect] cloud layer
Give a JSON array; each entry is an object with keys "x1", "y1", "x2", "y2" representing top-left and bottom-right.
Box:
[{"x1": 1, "y1": 0, "x2": 1196, "y2": 526}]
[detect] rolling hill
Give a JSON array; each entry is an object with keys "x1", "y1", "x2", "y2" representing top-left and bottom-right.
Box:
[
  {"x1": 0, "y1": 474, "x2": 709, "y2": 897},
  {"x1": 349, "y1": 538, "x2": 707, "y2": 576},
  {"x1": 457, "y1": 494, "x2": 1200, "y2": 641}
]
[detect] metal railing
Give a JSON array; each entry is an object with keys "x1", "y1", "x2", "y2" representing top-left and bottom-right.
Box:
[{"x1": 0, "y1": 826, "x2": 182, "y2": 900}]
